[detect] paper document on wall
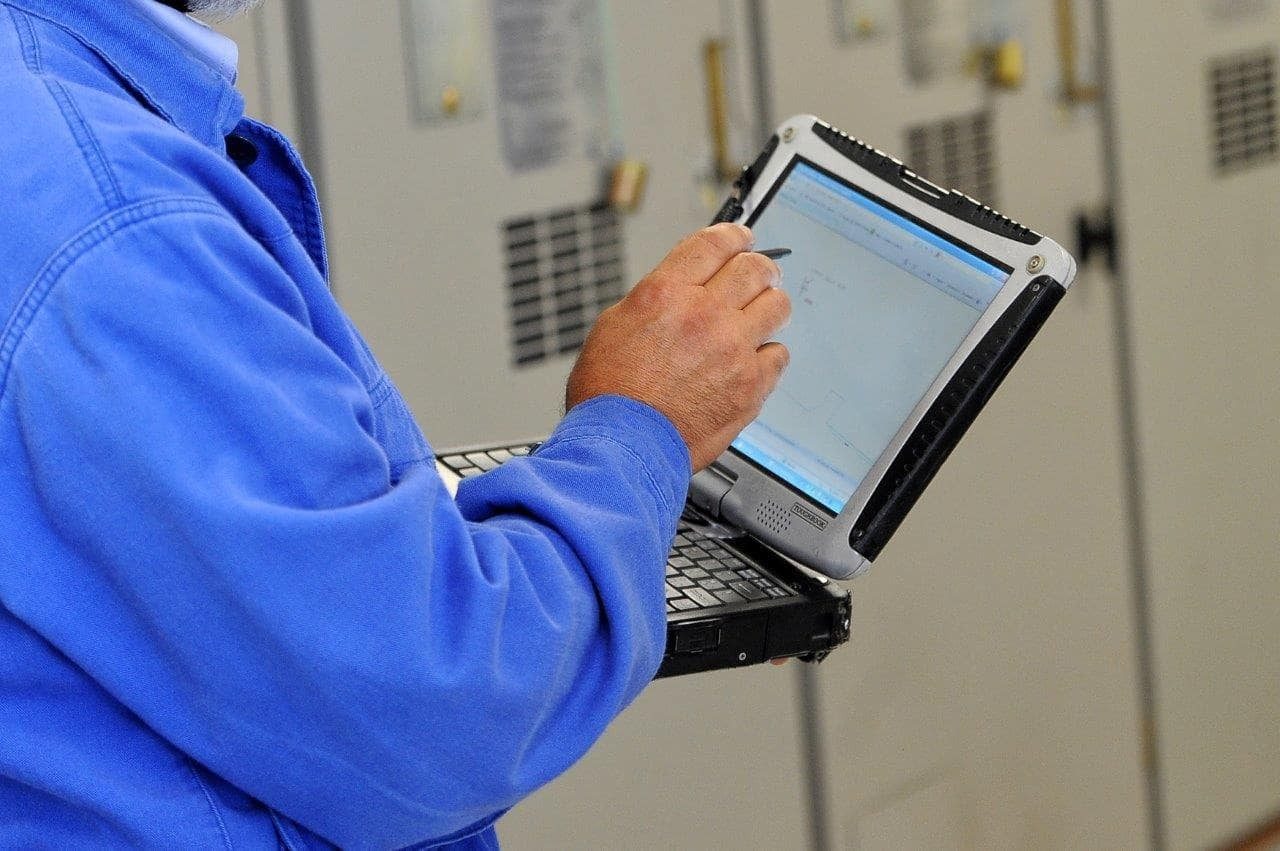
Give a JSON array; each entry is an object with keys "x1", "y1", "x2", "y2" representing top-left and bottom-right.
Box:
[
  {"x1": 830, "y1": 0, "x2": 896, "y2": 42},
  {"x1": 403, "y1": 0, "x2": 487, "y2": 124},
  {"x1": 491, "y1": 0, "x2": 614, "y2": 172},
  {"x1": 900, "y1": 0, "x2": 971, "y2": 84}
]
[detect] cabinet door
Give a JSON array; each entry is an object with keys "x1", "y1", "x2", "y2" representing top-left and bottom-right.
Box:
[
  {"x1": 498, "y1": 5, "x2": 815, "y2": 847},
  {"x1": 298, "y1": 1, "x2": 764, "y2": 449},
  {"x1": 1104, "y1": 3, "x2": 1280, "y2": 848},
  {"x1": 759, "y1": 2, "x2": 1147, "y2": 847},
  {"x1": 293, "y1": 2, "x2": 814, "y2": 848}
]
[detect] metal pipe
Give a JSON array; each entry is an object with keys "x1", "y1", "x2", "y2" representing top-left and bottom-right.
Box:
[
  {"x1": 796, "y1": 663, "x2": 833, "y2": 851},
  {"x1": 703, "y1": 38, "x2": 738, "y2": 183},
  {"x1": 281, "y1": 0, "x2": 325, "y2": 208},
  {"x1": 1091, "y1": 1, "x2": 1166, "y2": 847}
]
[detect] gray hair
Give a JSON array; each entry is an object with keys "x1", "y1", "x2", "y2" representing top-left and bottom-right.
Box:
[{"x1": 186, "y1": 0, "x2": 264, "y2": 23}]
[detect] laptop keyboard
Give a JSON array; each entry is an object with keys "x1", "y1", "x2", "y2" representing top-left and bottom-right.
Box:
[
  {"x1": 438, "y1": 445, "x2": 795, "y2": 612},
  {"x1": 665, "y1": 522, "x2": 794, "y2": 612},
  {"x1": 439, "y1": 444, "x2": 533, "y2": 479}
]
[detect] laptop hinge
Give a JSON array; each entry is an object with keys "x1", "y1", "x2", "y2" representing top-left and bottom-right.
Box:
[{"x1": 688, "y1": 464, "x2": 735, "y2": 519}]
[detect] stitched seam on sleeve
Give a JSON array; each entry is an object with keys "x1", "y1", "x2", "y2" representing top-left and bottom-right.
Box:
[
  {"x1": 8, "y1": 7, "x2": 43, "y2": 73},
  {"x1": 546, "y1": 434, "x2": 672, "y2": 515},
  {"x1": 43, "y1": 78, "x2": 125, "y2": 209},
  {"x1": 267, "y1": 812, "x2": 302, "y2": 851},
  {"x1": 185, "y1": 762, "x2": 234, "y2": 851},
  {"x1": 602, "y1": 397, "x2": 690, "y2": 469},
  {"x1": 367, "y1": 373, "x2": 394, "y2": 406},
  {"x1": 388, "y1": 454, "x2": 432, "y2": 480},
  {"x1": 0, "y1": 198, "x2": 232, "y2": 403}
]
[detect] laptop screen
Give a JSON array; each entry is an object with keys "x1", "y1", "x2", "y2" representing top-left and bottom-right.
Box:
[{"x1": 731, "y1": 158, "x2": 1012, "y2": 514}]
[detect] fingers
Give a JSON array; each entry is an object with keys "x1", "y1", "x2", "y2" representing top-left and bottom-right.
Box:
[
  {"x1": 756, "y1": 341, "x2": 790, "y2": 394},
  {"x1": 704, "y1": 250, "x2": 781, "y2": 309},
  {"x1": 653, "y1": 223, "x2": 754, "y2": 287},
  {"x1": 740, "y1": 285, "x2": 792, "y2": 346}
]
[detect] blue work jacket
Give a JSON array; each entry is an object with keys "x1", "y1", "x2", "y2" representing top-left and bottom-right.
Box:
[{"x1": 0, "y1": 1, "x2": 690, "y2": 847}]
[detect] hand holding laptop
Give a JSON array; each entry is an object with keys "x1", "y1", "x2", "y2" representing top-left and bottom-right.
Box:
[{"x1": 565, "y1": 222, "x2": 792, "y2": 471}]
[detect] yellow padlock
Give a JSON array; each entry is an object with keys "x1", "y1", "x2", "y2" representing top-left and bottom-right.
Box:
[
  {"x1": 607, "y1": 160, "x2": 649, "y2": 214},
  {"x1": 991, "y1": 40, "x2": 1025, "y2": 89}
]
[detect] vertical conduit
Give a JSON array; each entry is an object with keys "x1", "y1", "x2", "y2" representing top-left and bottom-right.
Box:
[
  {"x1": 1091, "y1": 2, "x2": 1166, "y2": 848},
  {"x1": 248, "y1": 9, "x2": 275, "y2": 122},
  {"x1": 281, "y1": 0, "x2": 326, "y2": 208},
  {"x1": 796, "y1": 663, "x2": 834, "y2": 851},
  {"x1": 745, "y1": 0, "x2": 775, "y2": 141},
  {"x1": 743, "y1": 5, "x2": 833, "y2": 848}
]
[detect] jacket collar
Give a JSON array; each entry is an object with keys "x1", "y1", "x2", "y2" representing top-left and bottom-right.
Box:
[{"x1": 6, "y1": 0, "x2": 245, "y2": 150}]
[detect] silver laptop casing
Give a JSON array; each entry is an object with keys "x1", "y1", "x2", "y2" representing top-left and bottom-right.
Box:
[{"x1": 694, "y1": 115, "x2": 1077, "y2": 580}]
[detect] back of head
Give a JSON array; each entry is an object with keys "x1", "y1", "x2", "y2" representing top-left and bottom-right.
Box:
[{"x1": 153, "y1": 0, "x2": 264, "y2": 24}]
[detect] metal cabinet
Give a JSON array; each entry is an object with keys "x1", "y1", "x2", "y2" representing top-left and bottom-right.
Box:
[
  {"x1": 757, "y1": 2, "x2": 1147, "y2": 847},
  {"x1": 496, "y1": 4, "x2": 817, "y2": 846},
  {"x1": 281, "y1": 0, "x2": 764, "y2": 450},
  {"x1": 1103, "y1": 2, "x2": 1280, "y2": 847}
]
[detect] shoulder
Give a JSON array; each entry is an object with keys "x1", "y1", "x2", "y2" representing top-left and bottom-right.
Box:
[
  {"x1": 0, "y1": 26, "x2": 278, "y2": 322},
  {"x1": 0, "y1": 12, "x2": 318, "y2": 394},
  {"x1": 0, "y1": 68, "x2": 245, "y2": 332},
  {"x1": 0, "y1": 8, "x2": 257, "y2": 235},
  {"x1": 0, "y1": 62, "x2": 241, "y2": 221},
  {"x1": 0, "y1": 55, "x2": 106, "y2": 242}
]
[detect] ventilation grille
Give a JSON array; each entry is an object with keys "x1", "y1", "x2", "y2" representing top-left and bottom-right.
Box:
[
  {"x1": 905, "y1": 111, "x2": 997, "y2": 205},
  {"x1": 755, "y1": 499, "x2": 792, "y2": 535},
  {"x1": 1210, "y1": 49, "x2": 1278, "y2": 173},
  {"x1": 503, "y1": 203, "x2": 626, "y2": 368}
]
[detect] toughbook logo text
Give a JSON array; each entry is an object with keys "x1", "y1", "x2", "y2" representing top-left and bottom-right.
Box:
[{"x1": 791, "y1": 502, "x2": 828, "y2": 531}]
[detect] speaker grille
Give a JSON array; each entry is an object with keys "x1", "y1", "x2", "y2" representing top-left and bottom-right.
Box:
[
  {"x1": 1210, "y1": 48, "x2": 1278, "y2": 174},
  {"x1": 756, "y1": 499, "x2": 792, "y2": 535},
  {"x1": 503, "y1": 202, "x2": 626, "y2": 368}
]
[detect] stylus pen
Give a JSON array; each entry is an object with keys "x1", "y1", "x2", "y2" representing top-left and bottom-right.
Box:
[{"x1": 755, "y1": 247, "x2": 791, "y2": 259}]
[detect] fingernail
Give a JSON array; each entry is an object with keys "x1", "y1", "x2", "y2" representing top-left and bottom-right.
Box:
[{"x1": 735, "y1": 223, "x2": 754, "y2": 247}]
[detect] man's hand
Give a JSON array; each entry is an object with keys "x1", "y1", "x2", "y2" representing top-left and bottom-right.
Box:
[{"x1": 566, "y1": 223, "x2": 791, "y2": 471}]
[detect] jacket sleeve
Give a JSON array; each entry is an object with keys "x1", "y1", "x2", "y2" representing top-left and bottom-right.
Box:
[{"x1": 3, "y1": 205, "x2": 690, "y2": 848}]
